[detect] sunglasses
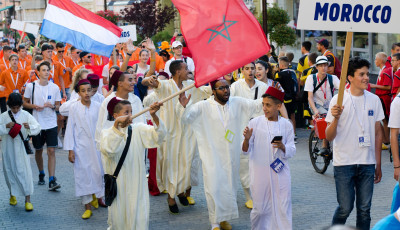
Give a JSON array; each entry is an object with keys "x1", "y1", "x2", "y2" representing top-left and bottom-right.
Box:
[
  {"x1": 215, "y1": 85, "x2": 230, "y2": 91},
  {"x1": 87, "y1": 56, "x2": 92, "y2": 58},
  {"x1": 76, "y1": 52, "x2": 81, "y2": 54},
  {"x1": 58, "y1": 50, "x2": 64, "y2": 53}
]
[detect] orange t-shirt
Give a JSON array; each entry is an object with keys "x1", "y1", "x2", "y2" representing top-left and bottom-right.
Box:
[
  {"x1": 53, "y1": 55, "x2": 74, "y2": 89},
  {"x1": 0, "y1": 68, "x2": 29, "y2": 99},
  {"x1": 18, "y1": 56, "x2": 32, "y2": 71},
  {"x1": 121, "y1": 48, "x2": 141, "y2": 62},
  {"x1": 0, "y1": 57, "x2": 10, "y2": 70},
  {"x1": 93, "y1": 54, "x2": 105, "y2": 66},
  {"x1": 72, "y1": 63, "x2": 84, "y2": 76},
  {"x1": 49, "y1": 61, "x2": 64, "y2": 89}
]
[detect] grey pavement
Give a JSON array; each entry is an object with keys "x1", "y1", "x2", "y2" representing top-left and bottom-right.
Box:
[{"x1": 0, "y1": 128, "x2": 397, "y2": 230}]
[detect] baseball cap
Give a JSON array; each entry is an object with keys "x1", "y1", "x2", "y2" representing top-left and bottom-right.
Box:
[
  {"x1": 316, "y1": 38, "x2": 329, "y2": 48},
  {"x1": 171, "y1": 41, "x2": 183, "y2": 48},
  {"x1": 315, "y1": 56, "x2": 329, "y2": 65}
]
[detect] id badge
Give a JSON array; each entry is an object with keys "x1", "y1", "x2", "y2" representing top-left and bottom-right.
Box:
[
  {"x1": 358, "y1": 134, "x2": 371, "y2": 147},
  {"x1": 270, "y1": 158, "x2": 285, "y2": 173},
  {"x1": 13, "y1": 89, "x2": 19, "y2": 93},
  {"x1": 63, "y1": 69, "x2": 66, "y2": 74},
  {"x1": 225, "y1": 130, "x2": 234, "y2": 143}
]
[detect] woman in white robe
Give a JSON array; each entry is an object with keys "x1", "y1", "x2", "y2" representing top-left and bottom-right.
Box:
[
  {"x1": 100, "y1": 99, "x2": 166, "y2": 230},
  {"x1": 0, "y1": 93, "x2": 41, "y2": 211}
]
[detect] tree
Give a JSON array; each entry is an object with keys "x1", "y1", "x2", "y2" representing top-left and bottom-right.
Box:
[
  {"x1": 120, "y1": 1, "x2": 176, "y2": 38},
  {"x1": 266, "y1": 4, "x2": 296, "y2": 47}
]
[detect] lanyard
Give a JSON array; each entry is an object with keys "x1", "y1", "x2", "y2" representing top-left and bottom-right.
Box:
[
  {"x1": 10, "y1": 72, "x2": 19, "y2": 89},
  {"x1": 39, "y1": 84, "x2": 49, "y2": 104},
  {"x1": 19, "y1": 60, "x2": 26, "y2": 69},
  {"x1": 3, "y1": 57, "x2": 8, "y2": 69},
  {"x1": 72, "y1": 59, "x2": 78, "y2": 66},
  {"x1": 349, "y1": 93, "x2": 366, "y2": 134},
  {"x1": 96, "y1": 56, "x2": 102, "y2": 66},
  {"x1": 215, "y1": 101, "x2": 229, "y2": 132},
  {"x1": 317, "y1": 75, "x2": 328, "y2": 99},
  {"x1": 50, "y1": 65, "x2": 54, "y2": 79},
  {"x1": 59, "y1": 58, "x2": 66, "y2": 69}
]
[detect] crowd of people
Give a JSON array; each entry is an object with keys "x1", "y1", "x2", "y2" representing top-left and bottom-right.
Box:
[{"x1": 0, "y1": 32, "x2": 399, "y2": 230}]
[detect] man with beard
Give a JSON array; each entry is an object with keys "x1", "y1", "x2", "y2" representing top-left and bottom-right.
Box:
[{"x1": 176, "y1": 78, "x2": 279, "y2": 230}]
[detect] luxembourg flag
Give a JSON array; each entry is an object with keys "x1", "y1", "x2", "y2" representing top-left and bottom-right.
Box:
[{"x1": 41, "y1": 0, "x2": 122, "y2": 57}]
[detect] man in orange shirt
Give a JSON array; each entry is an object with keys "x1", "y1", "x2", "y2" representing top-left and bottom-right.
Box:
[
  {"x1": 72, "y1": 51, "x2": 92, "y2": 75},
  {"x1": 17, "y1": 44, "x2": 32, "y2": 71},
  {"x1": 70, "y1": 46, "x2": 81, "y2": 69},
  {"x1": 53, "y1": 42, "x2": 73, "y2": 97},
  {"x1": 0, "y1": 54, "x2": 29, "y2": 99},
  {"x1": 41, "y1": 43, "x2": 66, "y2": 99},
  {"x1": 0, "y1": 39, "x2": 10, "y2": 59},
  {"x1": 0, "y1": 46, "x2": 13, "y2": 70}
]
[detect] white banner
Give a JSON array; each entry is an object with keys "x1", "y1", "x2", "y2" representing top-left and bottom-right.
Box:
[
  {"x1": 297, "y1": 0, "x2": 400, "y2": 33},
  {"x1": 118, "y1": 25, "x2": 137, "y2": 43},
  {"x1": 10, "y1": 20, "x2": 40, "y2": 36}
]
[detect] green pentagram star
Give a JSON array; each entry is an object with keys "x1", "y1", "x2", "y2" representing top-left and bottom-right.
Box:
[{"x1": 207, "y1": 16, "x2": 238, "y2": 44}]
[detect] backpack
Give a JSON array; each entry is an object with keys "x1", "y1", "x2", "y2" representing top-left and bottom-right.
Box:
[
  {"x1": 312, "y1": 74, "x2": 334, "y2": 97},
  {"x1": 282, "y1": 69, "x2": 298, "y2": 95},
  {"x1": 326, "y1": 51, "x2": 342, "y2": 78}
]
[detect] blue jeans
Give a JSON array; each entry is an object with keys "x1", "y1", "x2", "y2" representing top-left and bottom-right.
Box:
[{"x1": 332, "y1": 164, "x2": 375, "y2": 230}]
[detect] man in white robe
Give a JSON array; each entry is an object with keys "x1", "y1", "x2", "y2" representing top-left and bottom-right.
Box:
[
  {"x1": 142, "y1": 60, "x2": 211, "y2": 211},
  {"x1": 63, "y1": 79, "x2": 105, "y2": 219},
  {"x1": 0, "y1": 92, "x2": 41, "y2": 211},
  {"x1": 242, "y1": 87, "x2": 295, "y2": 230},
  {"x1": 176, "y1": 78, "x2": 265, "y2": 230},
  {"x1": 100, "y1": 98, "x2": 166, "y2": 230},
  {"x1": 95, "y1": 70, "x2": 145, "y2": 149}
]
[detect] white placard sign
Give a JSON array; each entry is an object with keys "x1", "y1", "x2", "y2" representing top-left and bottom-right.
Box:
[
  {"x1": 0, "y1": 31, "x2": 4, "y2": 38},
  {"x1": 118, "y1": 25, "x2": 137, "y2": 42},
  {"x1": 10, "y1": 20, "x2": 40, "y2": 36},
  {"x1": 297, "y1": 0, "x2": 399, "y2": 33}
]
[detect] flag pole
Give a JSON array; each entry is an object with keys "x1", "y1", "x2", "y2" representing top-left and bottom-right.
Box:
[
  {"x1": 130, "y1": 83, "x2": 196, "y2": 120},
  {"x1": 337, "y1": 31, "x2": 353, "y2": 106}
]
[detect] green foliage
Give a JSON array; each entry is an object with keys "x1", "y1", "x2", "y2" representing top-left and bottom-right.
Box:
[
  {"x1": 266, "y1": 4, "x2": 296, "y2": 47},
  {"x1": 152, "y1": 30, "x2": 172, "y2": 44},
  {"x1": 96, "y1": 10, "x2": 120, "y2": 25},
  {"x1": 269, "y1": 24, "x2": 296, "y2": 48}
]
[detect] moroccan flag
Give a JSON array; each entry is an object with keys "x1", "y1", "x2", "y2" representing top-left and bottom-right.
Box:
[{"x1": 172, "y1": 0, "x2": 270, "y2": 87}]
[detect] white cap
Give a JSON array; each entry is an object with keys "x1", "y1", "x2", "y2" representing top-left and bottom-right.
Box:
[
  {"x1": 171, "y1": 41, "x2": 183, "y2": 48},
  {"x1": 316, "y1": 56, "x2": 329, "y2": 65}
]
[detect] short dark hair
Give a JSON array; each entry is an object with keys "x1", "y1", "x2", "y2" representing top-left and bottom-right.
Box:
[
  {"x1": 392, "y1": 43, "x2": 400, "y2": 50},
  {"x1": 170, "y1": 60, "x2": 184, "y2": 76},
  {"x1": 71, "y1": 46, "x2": 77, "y2": 52},
  {"x1": 74, "y1": 81, "x2": 90, "y2": 93},
  {"x1": 308, "y1": 53, "x2": 318, "y2": 65},
  {"x1": 41, "y1": 43, "x2": 53, "y2": 52},
  {"x1": 9, "y1": 54, "x2": 18, "y2": 61},
  {"x1": 302, "y1": 41, "x2": 312, "y2": 51},
  {"x1": 3, "y1": 46, "x2": 12, "y2": 52},
  {"x1": 17, "y1": 44, "x2": 25, "y2": 52},
  {"x1": 7, "y1": 92, "x2": 23, "y2": 107},
  {"x1": 262, "y1": 93, "x2": 282, "y2": 104},
  {"x1": 2, "y1": 38, "x2": 9, "y2": 43},
  {"x1": 347, "y1": 57, "x2": 370, "y2": 78},
  {"x1": 393, "y1": 53, "x2": 400, "y2": 61},
  {"x1": 56, "y1": 42, "x2": 64, "y2": 49},
  {"x1": 159, "y1": 50, "x2": 170, "y2": 59},
  {"x1": 37, "y1": 61, "x2": 51, "y2": 72},
  {"x1": 285, "y1": 52, "x2": 294, "y2": 62},
  {"x1": 114, "y1": 100, "x2": 131, "y2": 114},
  {"x1": 278, "y1": 56, "x2": 290, "y2": 64},
  {"x1": 50, "y1": 40, "x2": 56, "y2": 43}
]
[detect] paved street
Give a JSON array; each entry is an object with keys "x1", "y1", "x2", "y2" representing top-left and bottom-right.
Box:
[{"x1": 0, "y1": 128, "x2": 397, "y2": 230}]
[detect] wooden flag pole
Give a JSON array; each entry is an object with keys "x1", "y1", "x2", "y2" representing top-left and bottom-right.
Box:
[
  {"x1": 337, "y1": 31, "x2": 353, "y2": 106},
  {"x1": 17, "y1": 23, "x2": 27, "y2": 47},
  {"x1": 130, "y1": 83, "x2": 196, "y2": 120}
]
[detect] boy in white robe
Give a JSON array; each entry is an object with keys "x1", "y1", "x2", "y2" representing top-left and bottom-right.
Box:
[
  {"x1": 100, "y1": 97, "x2": 166, "y2": 230},
  {"x1": 63, "y1": 79, "x2": 105, "y2": 219},
  {"x1": 242, "y1": 87, "x2": 296, "y2": 230},
  {"x1": 0, "y1": 92, "x2": 41, "y2": 211}
]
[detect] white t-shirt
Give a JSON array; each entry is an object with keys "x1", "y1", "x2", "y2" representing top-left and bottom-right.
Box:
[
  {"x1": 164, "y1": 56, "x2": 195, "y2": 77},
  {"x1": 304, "y1": 74, "x2": 340, "y2": 108},
  {"x1": 389, "y1": 96, "x2": 400, "y2": 128},
  {"x1": 325, "y1": 90, "x2": 384, "y2": 166},
  {"x1": 24, "y1": 80, "x2": 61, "y2": 130},
  {"x1": 134, "y1": 64, "x2": 150, "y2": 76}
]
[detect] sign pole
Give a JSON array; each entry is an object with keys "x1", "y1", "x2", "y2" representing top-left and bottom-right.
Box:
[
  {"x1": 336, "y1": 31, "x2": 353, "y2": 106},
  {"x1": 17, "y1": 22, "x2": 26, "y2": 47}
]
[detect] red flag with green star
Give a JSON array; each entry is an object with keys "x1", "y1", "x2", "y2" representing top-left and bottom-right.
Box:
[{"x1": 171, "y1": 0, "x2": 270, "y2": 87}]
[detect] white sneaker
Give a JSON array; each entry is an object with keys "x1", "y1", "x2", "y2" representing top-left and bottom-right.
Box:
[{"x1": 57, "y1": 136, "x2": 63, "y2": 149}]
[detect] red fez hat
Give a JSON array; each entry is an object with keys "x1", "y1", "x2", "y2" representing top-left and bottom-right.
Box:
[
  {"x1": 157, "y1": 72, "x2": 169, "y2": 79},
  {"x1": 9, "y1": 123, "x2": 22, "y2": 138},
  {"x1": 87, "y1": 74, "x2": 100, "y2": 87},
  {"x1": 210, "y1": 77, "x2": 224, "y2": 89},
  {"x1": 110, "y1": 70, "x2": 123, "y2": 89},
  {"x1": 265, "y1": 87, "x2": 285, "y2": 102},
  {"x1": 74, "y1": 79, "x2": 90, "y2": 92},
  {"x1": 107, "y1": 97, "x2": 122, "y2": 118}
]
